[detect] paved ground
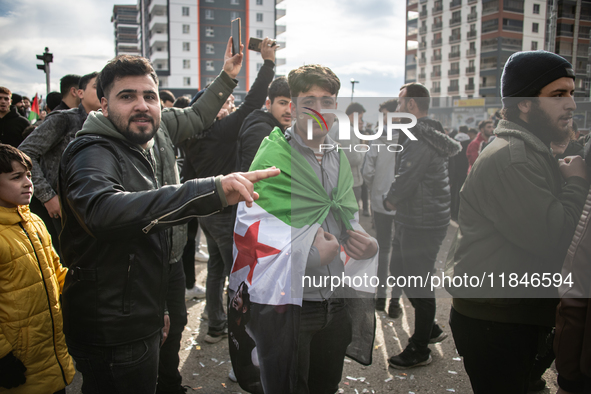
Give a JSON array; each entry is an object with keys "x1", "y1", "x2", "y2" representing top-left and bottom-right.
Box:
[{"x1": 67, "y1": 216, "x2": 560, "y2": 393}]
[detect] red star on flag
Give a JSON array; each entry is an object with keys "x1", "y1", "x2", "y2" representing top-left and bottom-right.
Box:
[
  {"x1": 233, "y1": 221, "x2": 281, "y2": 284},
  {"x1": 340, "y1": 245, "x2": 351, "y2": 266}
]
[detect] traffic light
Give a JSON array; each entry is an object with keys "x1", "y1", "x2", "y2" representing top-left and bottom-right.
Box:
[{"x1": 36, "y1": 47, "x2": 53, "y2": 73}]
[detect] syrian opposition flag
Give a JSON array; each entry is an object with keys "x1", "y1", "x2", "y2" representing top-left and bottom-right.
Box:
[
  {"x1": 228, "y1": 128, "x2": 378, "y2": 393},
  {"x1": 28, "y1": 94, "x2": 40, "y2": 123}
]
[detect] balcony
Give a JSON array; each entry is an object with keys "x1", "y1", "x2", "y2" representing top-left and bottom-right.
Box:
[
  {"x1": 276, "y1": 25, "x2": 286, "y2": 35},
  {"x1": 465, "y1": 83, "x2": 475, "y2": 92},
  {"x1": 419, "y1": 9, "x2": 428, "y2": 18},
  {"x1": 449, "y1": 35, "x2": 461, "y2": 44},
  {"x1": 418, "y1": 73, "x2": 426, "y2": 80},
  {"x1": 468, "y1": 0, "x2": 477, "y2": 3},
  {"x1": 149, "y1": 32, "x2": 167, "y2": 47},
  {"x1": 432, "y1": 54, "x2": 442, "y2": 62},
  {"x1": 432, "y1": 86, "x2": 441, "y2": 93},
  {"x1": 448, "y1": 68, "x2": 460, "y2": 76},
  {"x1": 467, "y1": 30, "x2": 477, "y2": 39},
  {"x1": 448, "y1": 85, "x2": 460, "y2": 93},
  {"x1": 450, "y1": 0, "x2": 461, "y2": 9},
  {"x1": 276, "y1": 8, "x2": 286, "y2": 20},
  {"x1": 467, "y1": 12, "x2": 477, "y2": 22},
  {"x1": 431, "y1": 71, "x2": 441, "y2": 79},
  {"x1": 432, "y1": 38, "x2": 442, "y2": 47},
  {"x1": 419, "y1": 25, "x2": 427, "y2": 35},
  {"x1": 450, "y1": 17, "x2": 461, "y2": 27},
  {"x1": 481, "y1": 62, "x2": 497, "y2": 71},
  {"x1": 466, "y1": 48, "x2": 477, "y2": 57},
  {"x1": 432, "y1": 22, "x2": 442, "y2": 31},
  {"x1": 466, "y1": 66, "x2": 476, "y2": 74},
  {"x1": 483, "y1": 0, "x2": 499, "y2": 15},
  {"x1": 149, "y1": 14, "x2": 167, "y2": 30},
  {"x1": 432, "y1": 4, "x2": 443, "y2": 15},
  {"x1": 150, "y1": 50, "x2": 169, "y2": 61},
  {"x1": 449, "y1": 51, "x2": 461, "y2": 60},
  {"x1": 419, "y1": 57, "x2": 427, "y2": 65},
  {"x1": 419, "y1": 41, "x2": 427, "y2": 50}
]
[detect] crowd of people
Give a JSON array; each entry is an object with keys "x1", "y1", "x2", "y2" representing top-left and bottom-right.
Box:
[{"x1": 0, "y1": 40, "x2": 590, "y2": 394}]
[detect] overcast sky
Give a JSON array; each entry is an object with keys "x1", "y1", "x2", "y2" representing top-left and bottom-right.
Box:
[{"x1": 0, "y1": 0, "x2": 406, "y2": 98}]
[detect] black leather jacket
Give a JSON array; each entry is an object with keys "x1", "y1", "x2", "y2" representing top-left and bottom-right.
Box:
[
  {"x1": 59, "y1": 134, "x2": 226, "y2": 345},
  {"x1": 385, "y1": 117, "x2": 461, "y2": 229}
]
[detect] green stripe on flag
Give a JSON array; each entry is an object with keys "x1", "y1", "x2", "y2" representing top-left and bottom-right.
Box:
[{"x1": 249, "y1": 128, "x2": 358, "y2": 230}]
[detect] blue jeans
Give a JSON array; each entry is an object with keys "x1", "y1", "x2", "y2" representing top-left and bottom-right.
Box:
[
  {"x1": 296, "y1": 298, "x2": 352, "y2": 394},
  {"x1": 67, "y1": 331, "x2": 161, "y2": 394},
  {"x1": 199, "y1": 212, "x2": 235, "y2": 331}
]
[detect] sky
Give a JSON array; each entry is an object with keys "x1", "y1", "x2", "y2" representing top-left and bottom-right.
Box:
[{"x1": 0, "y1": 0, "x2": 406, "y2": 98}]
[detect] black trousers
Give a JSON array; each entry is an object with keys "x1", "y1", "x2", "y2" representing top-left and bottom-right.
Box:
[
  {"x1": 157, "y1": 262, "x2": 189, "y2": 393},
  {"x1": 450, "y1": 307, "x2": 540, "y2": 394}
]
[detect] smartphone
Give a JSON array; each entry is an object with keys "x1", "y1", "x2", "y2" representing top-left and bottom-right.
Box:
[
  {"x1": 231, "y1": 18, "x2": 241, "y2": 56},
  {"x1": 247, "y1": 37, "x2": 277, "y2": 52}
]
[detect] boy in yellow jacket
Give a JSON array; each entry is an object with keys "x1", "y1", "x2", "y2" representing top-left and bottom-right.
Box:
[{"x1": 0, "y1": 144, "x2": 75, "y2": 393}]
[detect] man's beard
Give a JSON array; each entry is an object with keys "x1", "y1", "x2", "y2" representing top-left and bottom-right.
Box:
[
  {"x1": 529, "y1": 100, "x2": 572, "y2": 145},
  {"x1": 110, "y1": 109, "x2": 159, "y2": 145}
]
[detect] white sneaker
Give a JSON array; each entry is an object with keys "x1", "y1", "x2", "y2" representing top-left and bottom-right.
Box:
[
  {"x1": 194, "y1": 250, "x2": 209, "y2": 262},
  {"x1": 185, "y1": 284, "x2": 206, "y2": 300},
  {"x1": 228, "y1": 367, "x2": 237, "y2": 382}
]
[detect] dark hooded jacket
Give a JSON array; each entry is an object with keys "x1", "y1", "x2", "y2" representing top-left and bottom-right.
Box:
[
  {"x1": 385, "y1": 117, "x2": 462, "y2": 229},
  {"x1": 236, "y1": 109, "x2": 284, "y2": 172}
]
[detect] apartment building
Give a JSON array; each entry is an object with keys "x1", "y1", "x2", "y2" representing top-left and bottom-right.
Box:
[
  {"x1": 113, "y1": 0, "x2": 286, "y2": 100},
  {"x1": 111, "y1": 5, "x2": 142, "y2": 56},
  {"x1": 405, "y1": 0, "x2": 591, "y2": 99}
]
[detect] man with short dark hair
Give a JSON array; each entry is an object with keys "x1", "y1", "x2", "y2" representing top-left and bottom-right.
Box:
[
  {"x1": 53, "y1": 74, "x2": 81, "y2": 111},
  {"x1": 0, "y1": 87, "x2": 29, "y2": 147},
  {"x1": 181, "y1": 37, "x2": 278, "y2": 345},
  {"x1": 466, "y1": 119, "x2": 494, "y2": 170},
  {"x1": 45, "y1": 92, "x2": 63, "y2": 113},
  {"x1": 160, "y1": 90, "x2": 176, "y2": 108},
  {"x1": 384, "y1": 82, "x2": 461, "y2": 369},
  {"x1": 447, "y1": 50, "x2": 589, "y2": 393},
  {"x1": 19, "y1": 72, "x2": 101, "y2": 232},
  {"x1": 236, "y1": 76, "x2": 291, "y2": 172},
  {"x1": 58, "y1": 42, "x2": 279, "y2": 393}
]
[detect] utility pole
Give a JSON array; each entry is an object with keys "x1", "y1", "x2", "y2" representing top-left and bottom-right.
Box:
[
  {"x1": 350, "y1": 78, "x2": 359, "y2": 100},
  {"x1": 36, "y1": 47, "x2": 53, "y2": 96}
]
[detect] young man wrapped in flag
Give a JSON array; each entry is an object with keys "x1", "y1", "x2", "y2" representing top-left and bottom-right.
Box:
[{"x1": 229, "y1": 64, "x2": 379, "y2": 393}]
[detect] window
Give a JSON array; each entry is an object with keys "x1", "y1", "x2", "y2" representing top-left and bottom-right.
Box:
[
  {"x1": 231, "y1": 12, "x2": 240, "y2": 20},
  {"x1": 206, "y1": 61, "x2": 215, "y2": 71},
  {"x1": 256, "y1": 13, "x2": 263, "y2": 22},
  {"x1": 205, "y1": 44, "x2": 214, "y2": 54},
  {"x1": 503, "y1": 0, "x2": 524, "y2": 13},
  {"x1": 205, "y1": 0, "x2": 214, "y2": 2},
  {"x1": 182, "y1": 42, "x2": 190, "y2": 51},
  {"x1": 206, "y1": 77, "x2": 215, "y2": 84},
  {"x1": 157, "y1": 64, "x2": 163, "y2": 70},
  {"x1": 451, "y1": 44, "x2": 460, "y2": 54},
  {"x1": 184, "y1": 77, "x2": 191, "y2": 86},
  {"x1": 533, "y1": 3, "x2": 540, "y2": 14},
  {"x1": 183, "y1": 24, "x2": 190, "y2": 34},
  {"x1": 532, "y1": 22, "x2": 539, "y2": 33},
  {"x1": 183, "y1": 59, "x2": 190, "y2": 69},
  {"x1": 182, "y1": 7, "x2": 189, "y2": 16},
  {"x1": 503, "y1": 18, "x2": 523, "y2": 32},
  {"x1": 451, "y1": 62, "x2": 460, "y2": 70},
  {"x1": 205, "y1": 10, "x2": 214, "y2": 20},
  {"x1": 231, "y1": 0, "x2": 239, "y2": 4},
  {"x1": 205, "y1": 27, "x2": 214, "y2": 37},
  {"x1": 257, "y1": 63, "x2": 263, "y2": 71},
  {"x1": 256, "y1": 29, "x2": 263, "y2": 38},
  {"x1": 482, "y1": 18, "x2": 498, "y2": 33},
  {"x1": 257, "y1": 0, "x2": 263, "y2": 4},
  {"x1": 531, "y1": 41, "x2": 538, "y2": 50}
]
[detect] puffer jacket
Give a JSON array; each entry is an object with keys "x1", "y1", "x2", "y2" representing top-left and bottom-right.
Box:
[
  {"x1": 446, "y1": 119, "x2": 589, "y2": 327},
  {"x1": 385, "y1": 117, "x2": 461, "y2": 229},
  {"x1": 0, "y1": 205, "x2": 75, "y2": 393},
  {"x1": 59, "y1": 71, "x2": 236, "y2": 345}
]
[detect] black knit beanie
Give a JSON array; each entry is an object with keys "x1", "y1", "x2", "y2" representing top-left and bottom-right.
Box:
[
  {"x1": 501, "y1": 50, "x2": 575, "y2": 106},
  {"x1": 11, "y1": 93, "x2": 22, "y2": 105}
]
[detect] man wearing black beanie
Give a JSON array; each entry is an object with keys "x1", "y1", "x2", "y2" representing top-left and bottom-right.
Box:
[{"x1": 446, "y1": 50, "x2": 589, "y2": 393}]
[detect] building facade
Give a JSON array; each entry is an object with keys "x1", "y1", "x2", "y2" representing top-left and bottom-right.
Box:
[
  {"x1": 405, "y1": 0, "x2": 591, "y2": 100},
  {"x1": 111, "y1": 5, "x2": 142, "y2": 56},
  {"x1": 113, "y1": 0, "x2": 286, "y2": 100}
]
